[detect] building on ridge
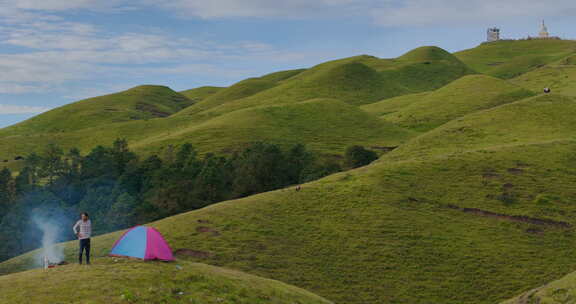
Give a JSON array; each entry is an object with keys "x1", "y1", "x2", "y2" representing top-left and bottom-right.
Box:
[{"x1": 487, "y1": 27, "x2": 500, "y2": 42}]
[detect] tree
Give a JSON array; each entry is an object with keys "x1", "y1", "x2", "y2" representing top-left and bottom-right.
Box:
[
  {"x1": 111, "y1": 138, "x2": 137, "y2": 176},
  {"x1": 39, "y1": 143, "x2": 65, "y2": 184},
  {"x1": 0, "y1": 167, "x2": 15, "y2": 217},
  {"x1": 344, "y1": 145, "x2": 378, "y2": 169},
  {"x1": 107, "y1": 192, "x2": 138, "y2": 229}
]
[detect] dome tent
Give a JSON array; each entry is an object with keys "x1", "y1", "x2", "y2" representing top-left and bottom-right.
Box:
[{"x1": 109, "y1": 226, "x2": 174, "y2": 261}]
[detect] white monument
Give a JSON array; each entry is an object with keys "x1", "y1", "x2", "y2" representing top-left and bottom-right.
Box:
[{"x1": 539, "y1": 20, "x2": 550, "y2": 38}]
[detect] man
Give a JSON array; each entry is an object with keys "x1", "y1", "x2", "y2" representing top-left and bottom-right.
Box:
[{"x1": 73, "y1": 212, "x2": 92, "y2": 265}]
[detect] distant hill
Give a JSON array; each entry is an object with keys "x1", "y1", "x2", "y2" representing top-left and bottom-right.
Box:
[
  {"x1": 455, "y1": 39, "x2": 576, "y2": 79},
  {"x1": 378, "y1": 74, "x2": 535, "y2": 132},
  {"x1": 3, "y1": 40, "x2": 576, "y2": 303}
]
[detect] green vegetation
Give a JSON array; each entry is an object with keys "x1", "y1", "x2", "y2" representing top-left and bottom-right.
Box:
[
  {"x1": 2, "y1": 85, "x2": 193, "y2": 134},
  {"x1": 0, "y1": 140, "x2": 342, "y2": 262},
  {"x1": 455, "y1": 39, "x2": 576, "y2": 79},
  {"x1": 4, "y1": 40, "x2": 576, "y2": 303},
  {"x1": 385, "y1": 93, "x2": 576, "y2": 161},
  {"x1": 180, "y1": 86, "x2": 224, "y2": 102},
  {"x1": 380, "y1": 74, "x2": 535, "y2": 132},
  {"x1": 512, "y1": 55, "x2": 576, "y2": 97},
  {"x1": 0, "y1": 260, "x2": 332, "y2": 304},
  {"x1": 360, "y1": 92, "x2": 430, "y2": 117}
]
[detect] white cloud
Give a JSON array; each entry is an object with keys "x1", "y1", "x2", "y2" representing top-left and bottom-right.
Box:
[
  {"x1": 147, "y1": 0, "x2": 378, "y2": 18},
  {"x1": 372, "y1": 0, "x2": 576, "y2": 26},
  {"x1": 0, "y1": 104, "x2": 51, "y2": 114}
]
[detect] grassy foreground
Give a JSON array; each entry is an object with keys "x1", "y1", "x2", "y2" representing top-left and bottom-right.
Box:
[{"x1": 0, "y1": 259, "x2": 332, "y2": 304}]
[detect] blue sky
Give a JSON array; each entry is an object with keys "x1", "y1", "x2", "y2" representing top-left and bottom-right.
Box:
[{"x1": 1, "y1": 0, "x2": 575, "y2": 128}]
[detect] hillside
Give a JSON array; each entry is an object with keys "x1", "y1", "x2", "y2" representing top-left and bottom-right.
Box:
[
  {"x1": 4, "y1": 40, "x2": 576, "y2": 304},
  {"x1": 4, "y1": 90, "x2": 576, "y2": 303},
  {"x1": 0, "y1": 47, "x2": 469, "y2": 162},
  {"x1": 180, "y1": 86, "x2": 224, "y2": 102},
  {"x1": 455, "y1": 39, "x2": 576, "y2": 79},
  {"x1": 177, "y1": 69, "x2": 305, "y2": 116},
  {"x1": 1, "y1": 85, "x2": 193, "y2": 135},
  {"x1": 385, "y1": 93, "x2": 576, "y2": 160},
  {"x1": 0, "y1": 259, "x2": 332, "y2": 304},
  {"x1": 133, "y1": 98, "x2": 416, "y2": 155},
  {"x1": 195, "y1": 48, "x2": 474, "y2": 118},
  {"x1": 511, "y1": 54, "x2": 576, "y2": 96},
  {"x1": 379, "y1": 74, "x2": 535, "y2": 132}
]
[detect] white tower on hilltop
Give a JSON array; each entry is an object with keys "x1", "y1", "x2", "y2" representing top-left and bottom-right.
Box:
[
  {"x1": 487, "y1": 27, "x2": 500, "y2": 42},
  {"x1": 539, "y1": 20, "x2": 550, "y2": 38}
]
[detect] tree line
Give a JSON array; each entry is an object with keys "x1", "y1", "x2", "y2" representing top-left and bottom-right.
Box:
[{"x1": 0, "y1": 139, "x2": 378, "y2": 262}]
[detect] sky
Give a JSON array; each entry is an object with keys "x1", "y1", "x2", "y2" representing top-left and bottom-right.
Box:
[{"x1": 1, "y1": 0, "x2": 575, "y2": 128}]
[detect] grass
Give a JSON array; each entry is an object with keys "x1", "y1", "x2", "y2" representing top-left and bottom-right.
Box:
[
  {"x1": 4, "y1": 137, "x2": 576, "y2": 304},
  {"x1": 385, "y1": 93, "x2": 576, "y2": 161},
  {"x1": 511, "y1": 54, "x2": 576, "y2": 97},
  {"x1": 379, "y1": 74, "x2": 535, "y2": 132},
  {"x1": 4, "y1": 40, "x2": 576, "y2": 303},
  {"x1": 176, "y1": 69, "x2": 305, "y2": 117},
  {"x1": 455, "y1": 39, "x2": 576, "y2": 79},
  {"x1": 131, "y1": 98, "x2": 416, "y2": 155},
  {"x1": 0, "y1": 85, "x2": 193, "y2": 135},
  {"x1": 0, "y1": 259, "x2": 332, "y2": 304},
  {"x1": 180, "y1": 86, "x2": 224, "y2": 102}
]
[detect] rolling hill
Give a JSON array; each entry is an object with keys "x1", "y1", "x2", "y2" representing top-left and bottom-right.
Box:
[
  {"x1": 378, "y1": 74, "x2": 535, "y2": 132},
  {"x1": 3, "y1": 39, "x2": 576, "y2": 304},
  {"x1": 0, "y1": 46, "x2": 471, "y2": 164},
  {"x1": 455, "y1": 39, "x2": 576, "y2": 79}
]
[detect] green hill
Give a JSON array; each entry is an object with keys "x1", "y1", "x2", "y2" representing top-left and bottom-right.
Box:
[
  {"x1": 385, "y1": 93, "x2": 576, "y2": 161},
  {"x1": 1, "y1": 85, "x2": 193, "y2": 135},
  {"x1": 455, "y1": 39, "x2": 576, "y2": 79},
  {"x1": 360, "y1": 92, "x2": 430, "y2": 117},
  {"x1": 177, "y1": 69, "x2": 305, "y2": 116},
  {"x1": 4, "y1": 40, "x2": 576, "y2": 303},
  {"x1": 4, "y1": 92, "x2": 576, "y2": 303},
  {"x1": 196, "y1": 48, "x2": 473, "y2": 118},
  {"x1": 180, "y1": 86, "x2": 224, "y2": 102},
  {"x1": 133, "y1": 98, "x2": 416, "y2": 155},
  {"x1": 511, "y1": 54, "x2": 576, "y2": 96},
  {"x1": 0, "y1": 259, "x2": 332, "y2": 304},
  {"x1": 379, "y1": 74, "x2": 535, "y2": 132}
]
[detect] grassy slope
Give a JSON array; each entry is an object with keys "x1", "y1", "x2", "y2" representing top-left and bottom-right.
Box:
[
  {"x1": 3, "y1": 94, "x2": 576, "y2": 303},
  {"x1": 0, "y1": 98, "x2": 416, "y2": 162},
  {"x1": 1, "y1": 85, "x2": 193, "y2": 135},
  {"x1": 0, "y1": 259, "x2": 332, "y2": 304},
  {"x1": 177, "y1": 69, "x2": 305, "y2": 117},
  {"x1": 360, "y1": 92, "x2": 430, "y2": 117},
  {"x1": 380, "y1": 75, "x2": 535, "y2": 132},
  {"x1": 132, "y1": 98, "x2": 416, "y2": 155},
  {"x1": 180, "y1": 86, "x2": 224, "y2": 102},
  {"x1": 196, "y1": 48, "x2": 473, "y2": 118},
  {"x1": 455, "y1": 39, "x2": 576, "y2": 79},
  {"x1": 1, "y1": 49, "x2": 469, "y2": 161},
  {"x1": 385, "y1": 93, "x2": 576, "y2": 161},
  {"x1": 511, "y1": 54, "x2": 576, "y2": 97}
]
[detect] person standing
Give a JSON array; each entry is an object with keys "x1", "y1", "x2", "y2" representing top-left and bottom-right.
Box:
[{"x1": 73, "y1": 212, "x2": 92, "y2": 265}]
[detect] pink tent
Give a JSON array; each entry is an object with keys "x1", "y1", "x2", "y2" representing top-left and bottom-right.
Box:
[{"x1": 109, "y1": 226, "x2": 174, "y2": 261}]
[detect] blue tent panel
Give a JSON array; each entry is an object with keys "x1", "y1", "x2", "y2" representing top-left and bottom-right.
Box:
[{"x1": 110, "y1": 226, "x2": 147, "y2": 259}]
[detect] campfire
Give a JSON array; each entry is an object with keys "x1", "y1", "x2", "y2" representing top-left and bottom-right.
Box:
[{"x1": 43, "y1": 256, "x2": 68, "y2": 269}]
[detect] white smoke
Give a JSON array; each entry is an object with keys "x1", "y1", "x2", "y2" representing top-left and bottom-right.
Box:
[{"x1": 33, "y1": 216, "x2": 64, "y2": 266}]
